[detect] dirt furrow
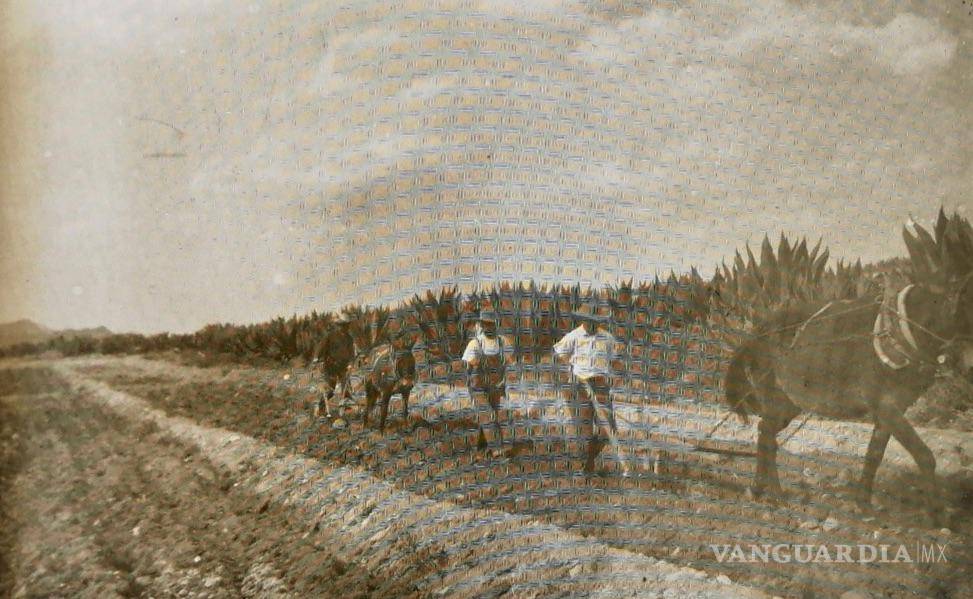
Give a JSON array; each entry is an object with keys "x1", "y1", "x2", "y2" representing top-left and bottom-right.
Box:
[
  {"x1": 30, "y1": 362, "x2": 770, "y2": 598},
  {"x1": 0, "y1": 368, "x2": 313, "y2": 598}
]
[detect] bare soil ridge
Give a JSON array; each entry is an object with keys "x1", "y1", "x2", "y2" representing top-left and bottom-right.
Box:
[{"x1": 0, "y1": 359, "x2": 768, "y2": 598}]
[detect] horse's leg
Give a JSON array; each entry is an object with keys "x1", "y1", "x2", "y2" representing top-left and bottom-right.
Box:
[
  {"x1": 499, "y1": 384, "x2": 513, "y2": 443},
  {"x1": 379, "y1": 387, "x2": 393, "y2": 432},
  {"x1": 750, "y1": 378, "x2": 799, "y2": 495},
  {"x1": 402, "y1": 385, "x2": 435, "y2": 431},
  {"x1": 400, "y1": 386, "x2": 410, "y2": 421},
  {"x1": 856, "y1": 425, "x2": 891, "y2": 507},
  {"x1": 362, "y1": 383, "x2": 375, "y2": 428},
  {"x1": 754, "y1": 397, "x2": 800, "y2": 496},
  {"x1": 314, "y1": 376, "x2": 334, "y2": 419},
  {"x1": 754, "y1": 418, "x2": 786, "y2": 495},
  {"x1": 325, "y1": 388, "x2": 335, "y2": 418},
  {"x1": 313, "y1": 376, "x2": 325, "y2": 418},
  {"x1": 876, "y1": 403, "x2": 943, "y2": 525}
]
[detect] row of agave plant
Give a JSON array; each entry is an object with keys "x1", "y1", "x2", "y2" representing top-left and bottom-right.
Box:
[
  {"x1": 710, "y1": 235, "x2": 872, "y2": 325},
  {"x1": 3, "y1": 209, "x2": 970, "y2": 374},
  {"x1": 904, "y1": 208, "x2": 973, "y2": 282},
  {"x1": 400, "y1": 275, "x2": 714, "y2": 361},
  {"x1": 704, "y1": 208, "x2": 971, "y2": 348}
]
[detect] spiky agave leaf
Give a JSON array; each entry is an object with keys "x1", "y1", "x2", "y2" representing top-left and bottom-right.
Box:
[
  {"x1": 761, "y1": 236, "x2": 782, "y2": 297},
  {"x1": 903, "y1": 208, "x2": 973, "y2": 284},
  {"x1": 710, "y1": 231, "x2": 870, "y2": 324},
  {"x1": 935, "y1": 207, "x2": 949, "y2": 243},
  {"x1": 777, "y1": 234, "x2": 792, "y2": 276},
  {"x1": 944, "y1": 213, "x2": 973, "y2": 276},
  {"x1": 811, "y1": 247, "x2": 829, "y2": 283},
  {"x1": 945, "y1": 212, "x2": 972, "y2": 273},
  {"x1": 408, "y1": 286, "x2": 466, "y2": 359}
]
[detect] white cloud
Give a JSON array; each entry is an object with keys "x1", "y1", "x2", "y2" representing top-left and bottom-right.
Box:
[
  {"x1": 574, "y1": 2, "x2": 956, "y2": 78},
  {"x1": 843, "y1": 13, "x2": 957, "y2": 76},
  {"x1": 572, "y1": 10, "x2": 693, "y2": 66},
  {"x1": 718, "y1": 3, "x2": 956, "y2": 78}
]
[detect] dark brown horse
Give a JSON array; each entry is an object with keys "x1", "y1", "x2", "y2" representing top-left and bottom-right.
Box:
[
  {"x1": 343, "y1": 338, "x2": 417, "y2": 431},
  {"x1": 311, "y1": 321, "x2": 358, "y2": 419},
  {"x1": 724, "y1": 274, "x2": 973, "y2": 523}
]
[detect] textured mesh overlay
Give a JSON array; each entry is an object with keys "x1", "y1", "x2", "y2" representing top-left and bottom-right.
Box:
[
  {"x1": 284, "y1": 1, "x2": 742, "y2": 310},
  {"x1": 256, "y1": 4, "x2": 967, "y2": 597}
]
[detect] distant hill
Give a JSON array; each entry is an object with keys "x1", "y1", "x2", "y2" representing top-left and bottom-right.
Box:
[
  {"x1": 0, "y1": 319, "x2": 112, "y2": 348},
  {"x1": 0, "y1": 319, "x2": 52, "y2": 348},
  {"x1": 57, "y1": 326, "x2": 113, "y2": 339}
]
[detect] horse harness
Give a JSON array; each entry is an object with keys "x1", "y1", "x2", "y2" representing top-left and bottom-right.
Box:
[
  {"x1": 871, "y1": 285, "x2": 921, "y2": 370},
  {"x1": 712, "y1": 282, "x2": 954, "y2": 448},
  {"x1": 786, "y1": 284, "x2": 944, "y2": 371},
  {"x1": 365, "y1": 344, "x2": 413, "y2": 387}
]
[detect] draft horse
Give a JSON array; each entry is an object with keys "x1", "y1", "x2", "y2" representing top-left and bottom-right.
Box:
[
  {"x1": 724, "y1": 273, "x2": 973, "y2": 524},
  {"x1": 342, "y1": 338, "x2": 417, "y2": 431},
  {"x1": 311, "y1": 321, "x2": 357, "y2": 419}
]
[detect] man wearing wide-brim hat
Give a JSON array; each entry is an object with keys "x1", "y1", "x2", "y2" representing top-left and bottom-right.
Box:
[
  {"x1": 462, "y1": 310, "x2": 514, "y2": 456},
  {"x1": 553, "y1": 302, "x2": 629, "y2": 476}
]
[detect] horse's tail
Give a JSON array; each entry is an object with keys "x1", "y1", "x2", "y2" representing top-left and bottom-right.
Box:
[{"x1": 724, "y1": 342, "x2": 758, "y2": 424}]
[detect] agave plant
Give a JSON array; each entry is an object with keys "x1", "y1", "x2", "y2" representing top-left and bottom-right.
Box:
[
  {"x1": 710, "y1": 233, "x2": 868, "y2": 324},
  {"x1": 263, "y1": 317, "x2": 300, "y2": 360},
  {"x1": 408, "y1": 286, "x2": 467, "y2": 359},
  {"x1": 903, "y1": 207, "x2": 973, "y2": 284},
  {"x1": 339, "y1": 304, "x2": 392, "y2": 352}
]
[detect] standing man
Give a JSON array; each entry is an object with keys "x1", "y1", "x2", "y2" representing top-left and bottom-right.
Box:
[
  {"x1": 553, "y1": 303, "x2": 629, "y2": 476},
  {"x1": 462, "y1": 311, "x2": 513, "y2": 456}
]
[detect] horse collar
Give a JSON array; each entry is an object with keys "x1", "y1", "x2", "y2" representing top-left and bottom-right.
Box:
[
  {"x1": 872, "y1": 284, "x2": 920, "y2": 370},
  {"x1": 896, "y1": 285, "x2": 920, "y2": 352}
]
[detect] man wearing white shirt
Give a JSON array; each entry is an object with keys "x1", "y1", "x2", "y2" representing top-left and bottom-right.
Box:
[
  {"x1": 553, "y1": 303, "x2": 628, "y2": 475},
  {"x1": 462, "y1": 311, "x2": 513, "y2": 456}
]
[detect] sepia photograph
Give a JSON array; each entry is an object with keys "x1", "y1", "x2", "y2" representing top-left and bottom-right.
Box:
[{"x1": 1, "y1": 1, "x2": 972, "y2": 597}]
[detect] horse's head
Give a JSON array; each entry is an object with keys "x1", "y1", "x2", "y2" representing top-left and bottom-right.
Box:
[
  {"x1": 928, "y1": 271, "x2": 973, "y2": 339},
  {"x1": 951, "y1": 271, "x2": 973, "y2": 337},
  {"x1": 917, "y1": 271, "x2": 973, "y2": 381},
  {"x1": 938, "y1": 336, "x2": 973, "y2": 382},
  {"x1": 944, "y1": 272, "x2": 973, "y2": 381}
]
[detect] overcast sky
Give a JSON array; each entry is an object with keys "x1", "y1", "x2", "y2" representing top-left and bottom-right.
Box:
[{"x1": 1, "y1": 0, "x2": 971, "y2": 333}]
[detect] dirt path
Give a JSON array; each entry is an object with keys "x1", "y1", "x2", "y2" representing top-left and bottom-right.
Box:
[{"x1": 0, "y1": 360, "x2": 768, "y2": 598}]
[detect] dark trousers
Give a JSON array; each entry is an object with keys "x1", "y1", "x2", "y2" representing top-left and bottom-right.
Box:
[
  {"x1": 565, "y1": 375, "x2": 627, "y2": 472},
  {"x1": 470, "y1": 382, "x2": 506, "y2": 448}
]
